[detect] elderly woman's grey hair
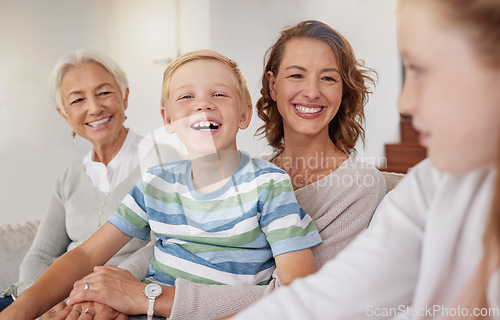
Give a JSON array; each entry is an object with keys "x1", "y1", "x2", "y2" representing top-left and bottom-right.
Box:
[{"x1": 49, "y1": 49, "x2": 129, "y2": 115}]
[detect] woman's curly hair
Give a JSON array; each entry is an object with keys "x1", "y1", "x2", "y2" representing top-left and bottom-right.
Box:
[{"x1": 256, "y1": 20, "x2": 377, "y2": 154}]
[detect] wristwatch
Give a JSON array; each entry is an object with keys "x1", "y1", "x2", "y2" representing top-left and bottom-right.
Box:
[{"x1": 144, "y1": 283, "x2": 163, "y2": 320}]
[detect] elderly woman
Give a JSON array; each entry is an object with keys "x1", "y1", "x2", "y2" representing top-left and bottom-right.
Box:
[
  {"x1": 0, "y1": 50, "x2": 151, "y2": 310},
  {"x1": 33, "y1": 20, "x2": 386, "y2": 319}
]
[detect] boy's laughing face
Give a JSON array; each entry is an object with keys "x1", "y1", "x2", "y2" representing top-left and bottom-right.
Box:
[{"x1": 162, "y1": 59, "x2": 251, "y2": 157}]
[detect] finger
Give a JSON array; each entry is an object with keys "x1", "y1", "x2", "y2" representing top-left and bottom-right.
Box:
[
  {"x1": 94, "y1": 312, "x2": 127, "y2": 320},
  {"x1": 51, "y1": 305, "x2": 73, "y2": 320},
  {"x1": 79, "y1": 308, "x2": 95, "y2": 319},
  {"x1": 73, "y1": 269, "x2": 118, "y2": 293},
  {"x1": 51, "y1": 301, "x2": 68, "y2": 312},
  {"x1": 115, "y1": 313, "x2": 128, "y2": 320},
  {"x1": 93, "y1": 310, "x2": 119, "y2": 320},
  {"x1": 67, "y1": 287, "x2": 104, "y2": 306},
  {"x1": 37, "y1": 303, "x2": 72, "y2": 320},
  {"x1": 66, "y1": 309, "x2": 82, "y2": 320},
  {"x1": 71, "y1": 275, "x2": 108, "y2": 301},
  {"x1": 74, "y1": 273, "x2": 100, "y2": 289},
  {"x1": 74, "y1": 268, "x2": 112, "y2": 288}
]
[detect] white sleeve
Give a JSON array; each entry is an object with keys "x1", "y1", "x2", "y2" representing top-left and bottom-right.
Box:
[{"x1": 233, "y1": 160, "x2": 441, "y2": 320}]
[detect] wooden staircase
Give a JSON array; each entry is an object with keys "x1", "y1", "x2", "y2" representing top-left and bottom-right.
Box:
[{"x1": 382, "y1": 115, "x2": 427, "y2": 173}]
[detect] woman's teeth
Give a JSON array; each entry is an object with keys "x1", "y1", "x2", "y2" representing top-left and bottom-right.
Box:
[
  {"x1": 87, "y1": 117, "x2": 110, "y2": 127},
  {"x1": 294, "y1": 104, "x2": 322, "y2": 114},
  {"x1": 192, "y1": 121, "x2": 220, "y2": 131}
]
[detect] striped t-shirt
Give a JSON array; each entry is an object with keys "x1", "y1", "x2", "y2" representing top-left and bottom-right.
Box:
[{"x1": 109, "y1": 152, "x2": 322, "y2": 286}]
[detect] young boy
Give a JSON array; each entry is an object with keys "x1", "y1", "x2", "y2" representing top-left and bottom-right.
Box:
[
  {"x1": 110, "y1": 50, "x2": 322, "y2": 289},
  {"x1": 1, "y1": 50, "x2": 321, "y2": 320}
]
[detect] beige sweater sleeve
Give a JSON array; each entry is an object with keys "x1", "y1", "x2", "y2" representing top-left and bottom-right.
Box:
[{"x1": 171, "y1": 276, "x2": 280, "y2": 319}]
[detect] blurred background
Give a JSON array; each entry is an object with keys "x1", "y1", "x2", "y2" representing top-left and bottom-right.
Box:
[{"x1": 0, "y1": 0, "x2": 401, "y2": 225}]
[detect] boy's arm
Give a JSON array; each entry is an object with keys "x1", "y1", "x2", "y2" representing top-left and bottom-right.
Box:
[
  {"x1": 0, "y1": 222, "x2": 131, "y2": 320},
  {"x1": 274, "y1": 248, "x2": 316, "y2": 285}
]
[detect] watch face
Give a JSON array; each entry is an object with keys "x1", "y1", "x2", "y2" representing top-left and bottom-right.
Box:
[{"x1": 144, "y1": 283, "x2": 162, "y2": 298}]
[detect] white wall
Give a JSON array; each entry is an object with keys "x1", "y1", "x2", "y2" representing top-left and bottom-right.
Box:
[
  {"x1": 0, "y1": 0, "x2": 400, "y2": 225},
  {"x1": 0, "y1": 0, "x2": 109, "y2": 225}
]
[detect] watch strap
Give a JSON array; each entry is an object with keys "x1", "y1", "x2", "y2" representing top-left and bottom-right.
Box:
[{"x1": 147, "y1": 297, "x2": 155, "y2": 320}]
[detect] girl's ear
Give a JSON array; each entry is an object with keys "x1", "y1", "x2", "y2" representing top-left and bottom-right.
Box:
[
  {"x1": 238, "y1": 103, "x2": 253, "y2": 130},
  {"x1": 267, "y1": 71, "x2": 277, "y2": 102},
  {"x1": 161, "y1": 107, "x2": 175, "y2": 134}
]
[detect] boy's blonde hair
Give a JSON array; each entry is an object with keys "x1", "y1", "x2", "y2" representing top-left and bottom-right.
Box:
[{"x1": 161, "y1": 50, "x2": 252, "y2": 113}]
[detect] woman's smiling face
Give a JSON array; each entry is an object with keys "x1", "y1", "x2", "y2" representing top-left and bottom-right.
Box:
[
  {"x1": 59, "y1": 62, "x2": 128, "y2": 146},
  {"x1": 267, "y1": 37, "x2": 343, "y2": 139}
]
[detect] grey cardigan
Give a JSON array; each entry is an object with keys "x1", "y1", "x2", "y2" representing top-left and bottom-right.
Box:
[{"x1": 3, "y1": 161, "x2": 148, "y2": 297}]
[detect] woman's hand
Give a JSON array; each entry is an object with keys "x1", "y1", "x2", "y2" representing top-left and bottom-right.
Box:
[
  {"x1": 37, "y1": 301, "x2": 126, "y2": 320},
  {"x1": 66, "y1": 265, "x2": 148, "y2": 316},
  {"x1": 36, "y1": 301, "x2": 72, "y2": 320}
]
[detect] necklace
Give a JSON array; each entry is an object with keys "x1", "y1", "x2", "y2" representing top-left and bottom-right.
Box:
[{"x1": 277, "y1": 147, "x2": 339, "y2": 189}]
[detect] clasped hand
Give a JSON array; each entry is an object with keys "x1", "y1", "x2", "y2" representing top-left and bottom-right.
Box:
[{"x1": 38, "y1": 265, "x2": 147, "y2": 319}]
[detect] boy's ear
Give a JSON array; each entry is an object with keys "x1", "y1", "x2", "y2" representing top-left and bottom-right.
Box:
[
  {"x1": 161, "y1": 107, "x2": 176, "y2": 134},
  {"x1": 267, "y1": 71, "x2": 277, "y2": 102},
  {"x1": 238, "y1": 103, "x2": 253, "y2": 130}
]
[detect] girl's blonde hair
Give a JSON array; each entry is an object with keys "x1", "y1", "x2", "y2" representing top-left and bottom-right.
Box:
[
  {"x1": 398, "y1": 0, "x2": 500, "y2": 68},
  {"x1": 160, "y1": 49, "x2": 252, "y2": 114},
  {"x1": 399, "y1": 0, "x2": 500, "y2": 316}
]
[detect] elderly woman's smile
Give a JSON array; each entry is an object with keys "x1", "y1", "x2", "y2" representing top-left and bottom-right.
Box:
[
  {"x1": 58, "y1": 62, "x2": 128, "y2": 155},
  {"x1": 86, "y1": 116, "x2": 111, "y2": 128}
]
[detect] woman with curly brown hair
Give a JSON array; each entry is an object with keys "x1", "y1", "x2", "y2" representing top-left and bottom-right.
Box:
[{"x1": 257, "y1": 19, "x2": 386, "y2": 268}]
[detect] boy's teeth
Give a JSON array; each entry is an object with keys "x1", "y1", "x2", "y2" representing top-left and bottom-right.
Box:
[
  {"x1": 88, "y1": 117, "x2": 110, "y2": 127},
  {"x1": 294, "y1": 105, "x2": 322, "y2": 114},
  {"x1": 193, "y1": 121, "x2": 220, "y2": 131}
]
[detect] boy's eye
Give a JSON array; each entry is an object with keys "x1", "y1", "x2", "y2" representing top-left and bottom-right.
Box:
[
  {"x1": 179, "y1": 94, "x2": 193, "y2": 100},
  {"x1": 213, "y1": 92, "x2": 227, "y2": 97}
]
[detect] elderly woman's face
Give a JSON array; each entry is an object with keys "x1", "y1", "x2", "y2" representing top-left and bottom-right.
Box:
[{"x1": 59, "y1": 62, "x2": 128, "y2": 146}]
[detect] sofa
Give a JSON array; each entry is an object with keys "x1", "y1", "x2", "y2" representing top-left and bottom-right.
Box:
[
  {"x1": 0, "y1": 220, "x2": 40, "y2": 290},
  {"x1": 0, "y1": 171, "x2": 404, "y2": 291}
]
